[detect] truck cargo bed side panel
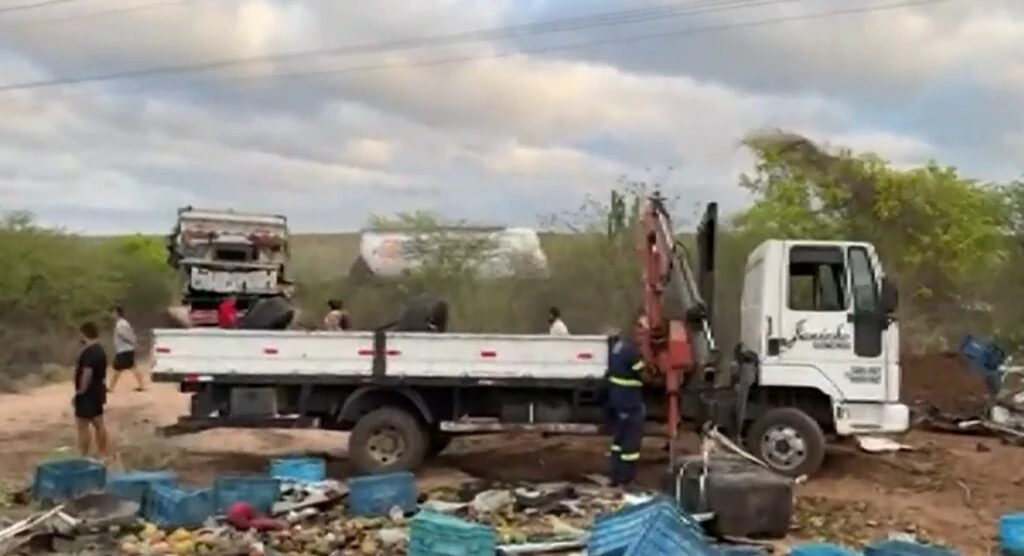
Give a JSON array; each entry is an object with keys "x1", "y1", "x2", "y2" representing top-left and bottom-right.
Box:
[{"x1": 151, "y1": 330, "x2": 609, "y2": 380}]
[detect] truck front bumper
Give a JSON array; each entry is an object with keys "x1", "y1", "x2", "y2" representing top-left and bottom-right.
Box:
[{"x1": 834, "y1": 402, "x2": 910, "y2": 436}]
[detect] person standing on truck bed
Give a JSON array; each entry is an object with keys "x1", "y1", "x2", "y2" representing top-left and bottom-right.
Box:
[
  {"x1": 605, "y1": 313, "x2": 649, "y2": 487},
  {"x1": 108, "y1": 306, "x2": 146, "y2": 392},
  {"x1": 324, "y1": 299, "x2": 351, "y2": 330},
  {"x1": 548, "y1": 306, "x2": 569, "y2": 335},
  {"x1": 74, "y1": 321, "x2": 110, "y2": 458}
]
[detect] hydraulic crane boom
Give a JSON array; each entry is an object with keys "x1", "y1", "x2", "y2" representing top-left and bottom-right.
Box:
[{"x1": 637, "y1": 193, "x2": 721, "y2": 457}]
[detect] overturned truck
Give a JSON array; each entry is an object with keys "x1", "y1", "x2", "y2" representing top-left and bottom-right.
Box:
[{"x1": 165, "y1": 207, "x2": 291, "y2": 328}]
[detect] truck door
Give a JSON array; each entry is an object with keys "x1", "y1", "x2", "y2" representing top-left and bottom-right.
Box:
[{"x1": 778, "y1": 244, "x2": 889, "y2": 402}]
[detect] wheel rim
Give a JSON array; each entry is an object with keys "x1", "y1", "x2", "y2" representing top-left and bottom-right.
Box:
[
  {"x1": 367, "y1": 426, "x2": 406, "y2": 466},
  {"x1": 759, "y1": 425, "x2": 807, "y2": 471}
]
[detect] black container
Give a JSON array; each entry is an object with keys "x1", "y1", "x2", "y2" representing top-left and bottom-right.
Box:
[{"x1": 661, "y1": 455, "x2": 793, "y2": 539}]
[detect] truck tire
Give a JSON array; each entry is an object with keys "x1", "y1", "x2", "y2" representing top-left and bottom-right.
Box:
[
  {"x1": 349, "y1": 407, "x2": 428, "y2": 474},
  {"x1": 745, "y1": 407, "x2": 826, "y2": 478}
]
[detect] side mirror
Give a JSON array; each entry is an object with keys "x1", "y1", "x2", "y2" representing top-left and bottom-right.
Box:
[{"x1": 880, "y1": 276, "x2": 898, "y2": 314}]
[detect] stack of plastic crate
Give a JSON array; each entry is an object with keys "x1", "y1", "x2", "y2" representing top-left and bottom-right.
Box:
[
  {"x1": 105, "y1": 470, "x2": 177, "y2": 509},
  {"x1": 588, "y1": 497, "x2": 713, "y2": 556},
  {"x1": 347, "y1": 472, "x2": 417, "y2": 517},
  {"x1": 145, "y1": 484, "x2": 215, "y2": 529},
  {"x1": 269, "y1": 457, "x2": 326, "y2": 483},
  {"x1": 213, "y1": 476, "x2": 282, "y2": 514},
  {"x1": 32, "y1": 458, "x2": 106, "y2": 502},
  {"x1": 1001, "y1": 513, "x2": 1024, "y2": 556},
  {"x1": 409, "y1": 510, "x2": 496, "y2": 556}
]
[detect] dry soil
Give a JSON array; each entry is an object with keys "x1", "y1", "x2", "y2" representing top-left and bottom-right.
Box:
[{"x1": 0, "y1": 354, "x2": 1016, "y2": 554}]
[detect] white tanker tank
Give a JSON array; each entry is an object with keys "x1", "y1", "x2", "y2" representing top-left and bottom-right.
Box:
[{"x1": 352, "y1": 226, "x2": 549, "y2": 279}]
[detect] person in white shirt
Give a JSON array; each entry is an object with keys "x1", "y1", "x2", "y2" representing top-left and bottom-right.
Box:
[
  {"x1": 548, "y1": 306, "x2": 570, "y2": 335},
  {"x1": 108, "y1": 306, "x2": 146, "y2": 392}
]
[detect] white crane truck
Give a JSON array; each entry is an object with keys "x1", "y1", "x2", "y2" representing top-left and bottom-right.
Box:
[{"x1": 152, "y1": 203, "x2": 907, "y2": 477}]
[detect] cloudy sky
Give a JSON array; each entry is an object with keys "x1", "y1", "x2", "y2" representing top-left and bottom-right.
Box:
[{"x1": 0, "y1": 0, "x2": 1020, "y2": 233}]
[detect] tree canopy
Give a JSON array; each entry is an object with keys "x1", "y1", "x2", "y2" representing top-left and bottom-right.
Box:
[{"x1": 732, "y1": 130, "x2": 1015, "y2": 348}]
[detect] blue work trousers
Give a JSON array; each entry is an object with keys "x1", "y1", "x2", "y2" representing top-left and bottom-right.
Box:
[{"x1": 607, "y1": 402, "x2": 644, "y2": 486}]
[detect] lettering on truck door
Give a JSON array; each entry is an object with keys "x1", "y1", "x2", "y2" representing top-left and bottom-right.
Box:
[{"x1": 778, "y1": 243, "x2": 889, "y2": 402}]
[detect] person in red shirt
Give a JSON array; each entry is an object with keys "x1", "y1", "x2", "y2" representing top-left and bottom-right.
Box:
[{"x1": 217, "y1": 296, "x2": 238, "y2": 328}]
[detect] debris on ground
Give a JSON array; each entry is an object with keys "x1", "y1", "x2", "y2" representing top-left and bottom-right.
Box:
[{"x1": 4, "y1": 455, "x2": 657, "y2": 555}]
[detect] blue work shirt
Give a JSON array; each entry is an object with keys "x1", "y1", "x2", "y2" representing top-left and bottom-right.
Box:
[{"x1": 607, "y1": 338, "x2": 645, "y2": 410}]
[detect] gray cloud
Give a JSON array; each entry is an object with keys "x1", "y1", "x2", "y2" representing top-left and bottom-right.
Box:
[{"x1": 0, "y1": 0, "x2": 1012, "y2": 233}]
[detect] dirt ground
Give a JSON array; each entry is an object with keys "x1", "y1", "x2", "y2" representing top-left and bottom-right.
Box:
[{"x1": 0, "y1": 354, "x2": 1017, "y2": 555}]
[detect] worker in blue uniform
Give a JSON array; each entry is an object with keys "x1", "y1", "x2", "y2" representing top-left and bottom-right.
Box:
[{"x1": 606, "y1": 315, "x2": 648, "y2": 486}]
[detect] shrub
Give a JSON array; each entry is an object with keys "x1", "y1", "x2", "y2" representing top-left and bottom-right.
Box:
[{"x1": 0, "y1": 211, "x2": 174, "y2": 389}]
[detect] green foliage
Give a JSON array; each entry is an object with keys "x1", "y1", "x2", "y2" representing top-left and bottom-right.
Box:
[
  {"x1": 7, "y1": 129, "x2": 1022, "y2": 384},
  {"x1": 0, "y1": 214, "x2": 175, "y2": 388},
  {"x1": 734, "y1": 130, "x2": 1014, "y2": 349}
]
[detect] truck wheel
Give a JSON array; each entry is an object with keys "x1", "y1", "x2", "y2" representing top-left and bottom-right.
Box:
[
  {"x1": 349, "y1": 407, "x2": 428, "y2": 474},
  {"x1": 745, "y1": 407, "x2": 826, "y2": 478}
]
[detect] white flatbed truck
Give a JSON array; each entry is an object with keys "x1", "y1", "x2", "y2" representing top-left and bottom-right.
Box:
[{"x1": 152, "y1": 222, "x2": 909, "y2": 477}]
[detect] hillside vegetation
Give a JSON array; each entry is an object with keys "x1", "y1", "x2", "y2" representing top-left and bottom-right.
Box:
[{"x1": 4, "y1": 131, "x2": 1023, "y2": 388}]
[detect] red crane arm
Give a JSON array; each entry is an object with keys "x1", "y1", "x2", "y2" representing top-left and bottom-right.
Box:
[{"x1": 636, "y1": 193, "x2": 718, "y2": 444}]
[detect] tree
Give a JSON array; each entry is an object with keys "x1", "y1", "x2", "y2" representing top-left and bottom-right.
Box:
[{"x1": 733, "y1": 130, "x2": 1008, "y2": 347}]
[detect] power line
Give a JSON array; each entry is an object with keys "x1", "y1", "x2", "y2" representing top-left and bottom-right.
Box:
[
  {"x1": 0, "y1": 0, "x2": 791, "y2": 92},
  {"x1": 106, "y1": 0, "x2": 964, "y2": 98},
  {"x1": 0, "y1": 0, "x2": 92, "y2": 15},
  {"x1": 4, "y1": 0, "x2": 206, "y2": 28},
  {"x1": 2, "y1": 0, "x2": 960, "y2": 95}
]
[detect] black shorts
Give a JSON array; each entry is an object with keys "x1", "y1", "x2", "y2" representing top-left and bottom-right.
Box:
[
  {"x1": 113, "y1": 351, "x2": 136, "y2": 371},
  {"x1": 74, "y1": 391, "x2": 106, "y2": 420}
]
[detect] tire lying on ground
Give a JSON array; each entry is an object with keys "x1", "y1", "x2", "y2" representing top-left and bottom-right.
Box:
[
  {"x1": 237, "y1": 296, "x2": 296, "y2": 330},
  {"x1": 393, "y1": 293, "x2": 449, "y2": 332}
]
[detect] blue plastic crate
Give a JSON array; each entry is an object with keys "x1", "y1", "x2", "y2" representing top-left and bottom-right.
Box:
[
  {"x1": 32, "y1": 458, "x2": 106, "y2": 502},
  {"x1": 791, "y1": 543, "x2": 862, "y2": 556},
  {"x1": 144, "y1": 484, "x2": 214, "y2": 529},
  {"x1": 960, "y1": 335, "x2": 1006, "y2": 374},
  {"x1": 409, "y1": 510, "x2": 496, "y2": 556},
  {"x1": 213, "y1": 476, "x2": 281, "y2": 514},
  {"x1": 1000, "y1": 513, "x2": 1024, "y2": 556},
  {"x1": 960, "y1": 335, "x2": 1006, "y2": 395},
  {"x1": 347, "y1": 472, "x2": 417, "y2": 517},
  {"x1": 624, "y1": 507, "x2": 712, "y2": 556},
  {"x1": 269, "y1": 457, "x2": 326, "y2": 483},
  {"x1": 865, "y1": 540, "x2": 959, "y2": 556},
  {"x1": 589, "y1": 498, "x2": 703, "y2": 556},
  {"x1": 105, "y1": 471, "x2": 177, "y2": 508}
]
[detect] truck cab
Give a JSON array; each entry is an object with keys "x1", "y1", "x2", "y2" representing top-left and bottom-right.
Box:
[{"x1": 734, "y1": 239, "x2": 907, "y2": 475}]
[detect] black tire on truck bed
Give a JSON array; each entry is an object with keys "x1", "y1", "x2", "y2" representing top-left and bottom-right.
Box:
[
  {"x1": 394, "y1": 293, "x2": 449, "y2": 332},
  {"x1": 237, "y1": 296, "x2": 295, "y2": 330},
  {"x1": 349, "y1": 407, "x2": 429, "y2": 474}
]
